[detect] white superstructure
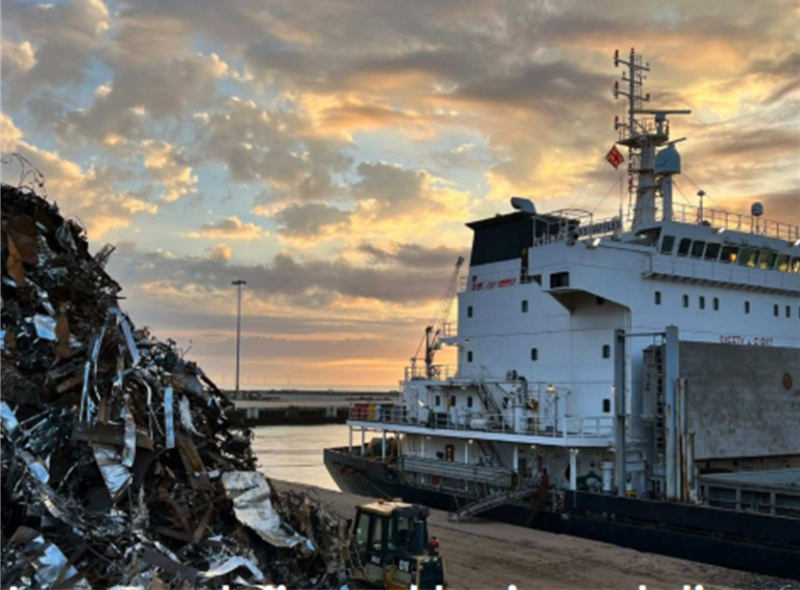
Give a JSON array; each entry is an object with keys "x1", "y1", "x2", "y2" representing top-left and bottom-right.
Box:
[{"x1": 346, "y1": 49, "x2": 800, "y2": 510}]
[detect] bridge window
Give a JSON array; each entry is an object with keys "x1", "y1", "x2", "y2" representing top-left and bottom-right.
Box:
[
  {"x1": 450, "y1": 395, "x2": 457, "y2": 407},
  {"x1": 720, "y1": 245, "x2": 739, "y2": 264},
  {"x1": 713, "y1": 297, "x2": 720, "y2": 311},
  {"x1": 550, "y1": 272, "x2": 570, "y2": 289},
  {"x1": 739, "y1": 248, "x2": 759, "y2": 268},
  {"x1": 777, "y1": 254, "x2": 790, "y2": 272},
  {"x1": 467, "y1": 396, "x2": 473, "y2": 408},
  {"x1": 521, "y1": 300, "x2": 528, "y2": 313},
  {"x1": 704, "y1": 243, "x2": 721, "y2": 261},
  {"x1": 792, "y1": 258, "x2": 800, "y2": 273},
  {"x1": 435, "y1": 395, "x2": 441, "y2": 407},
  {"x1": 602, "y1": 345, "x2": 611, "y2": 359},
  {"x1": 691, "y1": 241, "x2": 706, "y2": 259},
  {"x1": 759, "y1": 251, "x2": 777, "y2": 271},
  {"x1": 677, "y1": 238, "x2": 692, "y2": 257},
  {"x1": 745, "y1": 301, "x2": 750, "y2": 314},
  {"x1": 786, "y1": 306, "x2": 791, "y2": 319},
  {"x1": 467, "y1": 351, "x2": 473, "y2": 363},
  {"x1": 467, "y1": 306, "x2": 473, "y2": 318},
  {"x1": 699, "y1": 296, "x2": 706, "y2": 310},
  {"x1": 774, "y1": 304, "x2": 780, "y2": 317},
  {"x1": 603, "y1": 399, "x2": 611, "y2": 413},
  {"x1": 655, "y1": 291, "x2": 662, "y2": 305},
  {"x1": 683, "y1": 294, "x2": 689, "y2": 308},
  {"x1": 531, "y1": 348, "x2": 538, "y2": 361},
  {"x1": 660, "y1": 235, "x2": 676, "y2": 254}
]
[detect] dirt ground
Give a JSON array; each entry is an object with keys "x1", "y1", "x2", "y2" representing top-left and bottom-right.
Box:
[{"x1": 273, "y1": 480, "x2": 798, "y2": 590}]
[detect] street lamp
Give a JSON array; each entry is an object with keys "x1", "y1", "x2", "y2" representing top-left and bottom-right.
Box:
[{"x1": 232, "y1": 279, "x2": 247, "y2": 394}]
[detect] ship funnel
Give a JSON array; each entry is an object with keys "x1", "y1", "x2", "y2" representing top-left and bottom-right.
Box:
[{"x1": 511, "y1": 197, "x2": 536, "y2": 214}]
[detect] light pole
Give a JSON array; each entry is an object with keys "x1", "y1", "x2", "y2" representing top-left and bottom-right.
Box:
[{"x1": 232, "y1": 279, "x2": 247, "y2": 394}]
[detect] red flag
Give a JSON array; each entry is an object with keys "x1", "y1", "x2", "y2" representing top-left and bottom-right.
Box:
[{"x1": 605, "y1": 145, "x2": 624, "y2": 169}]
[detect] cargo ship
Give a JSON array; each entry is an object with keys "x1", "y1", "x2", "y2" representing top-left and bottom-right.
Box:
[{"x1": 324, "y1": 49, "x2": 800, "y2": 579}]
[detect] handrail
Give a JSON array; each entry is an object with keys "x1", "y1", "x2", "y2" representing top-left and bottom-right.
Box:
[
  {"x1": 529, "y1": 202, "x2": 800, "y2": 249},
  {"x1": 404, "y1": 364, "x2": 459, "y2": 381},
  {"x1": 670, "y1": 203, "x2": 800, "y2": 241},
  {"x1": 348, "y1": 402, "x2": 614, "y2": 441}
]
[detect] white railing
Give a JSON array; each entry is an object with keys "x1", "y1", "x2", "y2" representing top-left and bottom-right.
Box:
[
  {"x1": 670, "y1": 203, "x2": 800, "y2": 241},
  {"x1": 440, "y1": 322, "x2": 457, "y2": 339},
  {"x1": 349, "y1": 403, "x2": 614, "y2": 442},
  {"x1": 404, "y1": 364, "x2": 459, "y2": 381},
  {"x1": 525, "y1": 202, "x2": 799, "y2": 250},
  {"x1": 531, "y1": 210, "x2": 623, "y2": 248}
]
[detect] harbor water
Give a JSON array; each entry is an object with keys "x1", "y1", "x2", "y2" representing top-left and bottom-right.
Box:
[{"x1": 253, "y1": 424, "x2": 350, "y2": 491}]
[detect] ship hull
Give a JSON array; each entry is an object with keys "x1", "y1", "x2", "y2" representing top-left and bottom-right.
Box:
[{"x1": 324, "y1": 447, "x2": 800, "y2": 581}]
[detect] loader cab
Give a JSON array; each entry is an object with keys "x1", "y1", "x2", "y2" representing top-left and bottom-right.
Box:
[
  {"x1": 355, "y1": 500, "x2": 428, "y2": 564},
  {"x1": 352, "y1": 500, "x2": 445, "y2": 589}
]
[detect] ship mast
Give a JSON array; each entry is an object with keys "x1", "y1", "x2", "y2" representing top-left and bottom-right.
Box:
[{"x1": 613, "y1": 48, "x2": 691, "y2": 227}]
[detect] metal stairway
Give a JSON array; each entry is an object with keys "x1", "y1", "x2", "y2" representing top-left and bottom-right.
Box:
[
  {"x1": 476, "y1": 381, "x2": 504, "y2": 415},
  {"x1": 449, "y1": 480, "x2": 542, "y2": 523},
  {"x1": 476, "y1": 439, "x2": 504, "y2": 468}
]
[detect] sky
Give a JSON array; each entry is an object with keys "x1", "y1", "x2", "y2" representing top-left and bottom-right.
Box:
[{"x1": 1, "y1": 0, "x2": 798, "y2": 389}]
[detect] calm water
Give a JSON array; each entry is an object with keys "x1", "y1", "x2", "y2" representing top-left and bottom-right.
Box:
[{"x1": 252, "y1": 424, "x2": 350, "y2": 491}]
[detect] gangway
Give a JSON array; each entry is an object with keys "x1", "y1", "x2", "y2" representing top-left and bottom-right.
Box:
[{"x1": 449, "y1": 480, "x2": 545, "y2": 522}]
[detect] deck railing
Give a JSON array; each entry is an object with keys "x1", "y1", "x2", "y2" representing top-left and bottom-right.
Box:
[
  {"x1": 349, "y1": 403, "x2": 614, "y2": 442},
  {"x1": 529, "y1": 203, "x2": 800, "y2": 249},
  {"x1": 404, "y1": 364, "x2": 459, "y2": 381},
  {"x1": 670, "y1": 203, "x2": 800, "y2": 242}
]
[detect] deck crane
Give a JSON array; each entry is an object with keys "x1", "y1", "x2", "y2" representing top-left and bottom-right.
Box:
[{"x1": 411, "y1": 256, "x2": 465, "y2": 380}]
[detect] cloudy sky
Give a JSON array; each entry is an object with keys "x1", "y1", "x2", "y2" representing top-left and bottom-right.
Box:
[{"x1": 2, "y1": 0, "x2": 798, "y2": 388}]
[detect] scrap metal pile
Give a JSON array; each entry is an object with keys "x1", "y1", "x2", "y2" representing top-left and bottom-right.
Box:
[{"x1": 1, "y1": 184, "x2": 350, "y2": 589}]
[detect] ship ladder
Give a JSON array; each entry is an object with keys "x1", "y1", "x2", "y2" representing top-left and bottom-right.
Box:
[
  {"x1": 476, "y1": 439, "x2": 504, "y2": 468},
  {"x1": 448, "y1": 481, "x2": 541, "y2": 523}
]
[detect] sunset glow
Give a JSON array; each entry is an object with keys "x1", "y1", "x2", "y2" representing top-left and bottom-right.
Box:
[{"x1": 2, "y1": 0, "x2": 798, "y2": 388}]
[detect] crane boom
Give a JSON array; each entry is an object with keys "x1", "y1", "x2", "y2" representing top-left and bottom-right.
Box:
[{"x1": 411, "y1": 256, "x2": 465, "y2": 379}]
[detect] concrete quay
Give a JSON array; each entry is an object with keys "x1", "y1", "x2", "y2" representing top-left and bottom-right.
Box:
[
  {"x1": 231, "y1": 390, "x2": 396, "y2": 425},
  {"x1": 271, "y1": 480, "x2": 798, "y2": 590}
]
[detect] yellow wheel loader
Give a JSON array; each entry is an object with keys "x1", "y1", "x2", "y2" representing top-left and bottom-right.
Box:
[{"x1": 348, "y1": 499, "x2": 445, "y2": 589}]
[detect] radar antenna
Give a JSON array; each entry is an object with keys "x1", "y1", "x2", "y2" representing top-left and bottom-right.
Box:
[{"x1": 613, "y1": 48, "x2": 690, "y2": 227}]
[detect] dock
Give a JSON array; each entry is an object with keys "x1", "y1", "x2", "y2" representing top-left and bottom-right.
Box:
[
  {"x1": 271, "y1": 480, "x2": 797, "y2": 590},
  {"x1": 231, "y1": 390, "x2": 396, "y2": 425}
]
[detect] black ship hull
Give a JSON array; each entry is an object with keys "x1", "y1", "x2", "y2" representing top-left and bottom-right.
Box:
[{"x1": 324, "y1": 447, "x2": 800, "y2": 580}]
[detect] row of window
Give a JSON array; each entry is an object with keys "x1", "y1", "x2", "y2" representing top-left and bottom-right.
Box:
[
  {"x1": 661, "y1": 235, "x2": 800, "y2": 273},
  {"x1": 467, "y1": 345, "x2": 611, "y2": 364},
  {"x1": 433, "y1": 393, "x2": 615, "y2": 415},
  {"x1": 469, "y1": 295, "x2": 604, "y2": 319},
  {"x1": 470, "y1": 289, "x2": 797, "y2": 321},
  {"x1": 655, "y1": 290, "x2": 797, "y2": 318}
]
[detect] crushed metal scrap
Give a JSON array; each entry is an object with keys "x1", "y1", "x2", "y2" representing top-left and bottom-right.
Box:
[{"x1": 1, "y1": 184, "x2": 350, "y2": 589}]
